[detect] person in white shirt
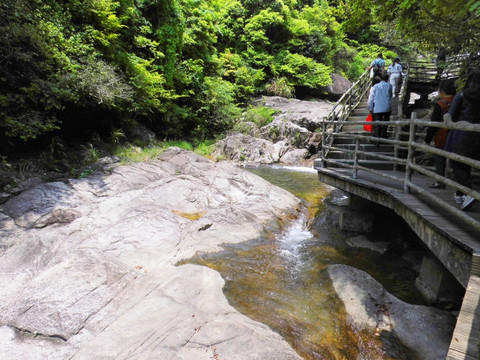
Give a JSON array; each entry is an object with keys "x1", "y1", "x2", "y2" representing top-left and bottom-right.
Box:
[{"x1": 387, "y1": 57, "x2": 403, "y2": 96}]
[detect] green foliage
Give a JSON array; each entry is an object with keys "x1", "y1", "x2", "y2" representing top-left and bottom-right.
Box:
[
  {"x1": 272, "y1": 51, "x2": 332, "y2": 87},
  {"x1": 193, "y1": 139, "x2": 216, "y2": 156},
  {"x1": 340, "y1": 0, "x2": 480, "y2": 57},
  {"x1": 113, "y1": 139, "x2": 218, "y2": 163},
  {"x1": 244, "y1": 106, "x2": 278, "y2": 128},
  {"x1": 265, "y1": 77, "x2": 294, "y2": 97},
  {"x1": 218, "y1": 50, "x2": 265, "y2": 104},
  {"x1": 111, "y1": 128, "x2": 126, "y2": 145},
  {"x1": 1, "y1": 0, "x2": 400, "y2": 152},
  {"x1": 195, "y1": 76, "x2": 242, "y2": 137},
  {"x1": 80, "y1": 143, "x2": 100, "y2": 164}
]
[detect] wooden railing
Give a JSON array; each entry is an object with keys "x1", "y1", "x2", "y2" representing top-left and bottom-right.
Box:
[
  {"x1": 319, "y1": 115, "x2": 480, "y2": 231},
  {"x1": 321, "y1": 69, "x2": 371, "y2": 162},
  {"x1": 408, "y1": 57, "x2": 462, "y2": 83}
]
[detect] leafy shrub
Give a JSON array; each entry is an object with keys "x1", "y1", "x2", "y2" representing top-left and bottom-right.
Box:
[
  {"x1": 80, "y1": 143, "x2": 99, "y2": 164},
  {"x1": 218, "y1": 50, "x2": 265, "y2": 104},
  {"x1": 193, "y1": 140, "x2": 216, "y2": 156},
  {"x1": 195, "y1": 76, "x2": 242, "y2": 138},
  {"x1": 76, "y1": 59, "x2": 133, "y2": 108},
  {"x1": 265, "y1": 77, "x2": 294, "y2": 97},
  {"x1": 244, "y1": 106, "x2": 278, "y2": 128},
  {"x1": 272, "y1": 51, "x2": 332, "y2": 88}
]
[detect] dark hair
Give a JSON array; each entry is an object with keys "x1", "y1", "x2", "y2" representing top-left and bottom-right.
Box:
[
  {"x1": 372, "y1": 76, "x2": 381, "y2": 85},
  {"x1": 380, "y1": 73, "x2": 389, "y2": 82},
  {"x1": 439, "y1": 79, "x2": 456, "y2": 95},
  {"x1": 394, "y1": 57, "x2": 400, "y2": 64},
  {"x1": 378, "y1": 53, "x2": 383, "y2": 59},
  {"x1": 463, "y1": 68, "x2": 480, "y2": 101}
]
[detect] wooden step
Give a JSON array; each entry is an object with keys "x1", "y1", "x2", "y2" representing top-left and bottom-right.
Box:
[
  {"x1": 326, "y1": 159, "x2": 396, "y2": 170},
  {"x1": 333, "y1": 143, "x2": 395, "y2": 152},
  {"x1": 328, "y1": 151, "x2": 395, "y2": 161}
]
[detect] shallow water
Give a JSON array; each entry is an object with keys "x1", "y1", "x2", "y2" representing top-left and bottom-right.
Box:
[{"x1": 183, "y1": 165, "x2": 426, "y2": 359}]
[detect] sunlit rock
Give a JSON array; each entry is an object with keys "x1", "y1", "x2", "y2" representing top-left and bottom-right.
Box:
[
  {"x1": 0, "y1": 148, "x2": 302, "y2": 360},
  {"x1": 328, "y1": 264, "x2": 455, "y2": 360},
  {"x1": 215, "y1": 97, "x2": 333, "y2": 165}
]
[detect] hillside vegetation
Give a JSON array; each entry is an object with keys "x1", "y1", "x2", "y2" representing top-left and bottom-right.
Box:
[{"x1": 0, "y1": 0, "x2": 478, "y2": 156}]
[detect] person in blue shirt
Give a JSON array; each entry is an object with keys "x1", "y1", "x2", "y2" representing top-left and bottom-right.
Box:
[
  {"x1": 387, "y1": 57, "x2": 403, "y2": 96},
  {"x1": 368, "y1": 53, "x2": 386, "y2": 84},
  {"x1": 368, "y1": 73, "x2": 393, "y2": 143}
]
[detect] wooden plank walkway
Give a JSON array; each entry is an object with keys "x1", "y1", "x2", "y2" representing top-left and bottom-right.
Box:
[
  {"x1": 447, "y1": 253, "x2": 480, "y2": 360},
  {"x1": 316, "y1": 167, "x2": 480, "y2": 248},
  {"x1": 314, "y1": 166, "x2": 480, "y2": 359}
]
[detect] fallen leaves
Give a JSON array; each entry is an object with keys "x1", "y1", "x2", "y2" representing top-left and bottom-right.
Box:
[
  {"x1": 134, "y1": 265, "x2": 148, "y2": 273},
  {"x1": 171, "y1": 209, "x2": 206, "y2": 221}
]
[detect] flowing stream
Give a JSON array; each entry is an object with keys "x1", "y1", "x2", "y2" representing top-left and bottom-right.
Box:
[{"x1": 184, "y1": 165, "x2": 427, "y2": 359}]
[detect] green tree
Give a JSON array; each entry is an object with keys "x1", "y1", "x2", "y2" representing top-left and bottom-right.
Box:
[{"x1": 341, "y1": 0, "x2": 480, "y2": 56}]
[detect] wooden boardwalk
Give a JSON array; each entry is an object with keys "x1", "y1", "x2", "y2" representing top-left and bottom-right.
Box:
[
  {"x1": 317, "y1": 59, "x2": 480, "y2": 358},
  {"x1": 314, "y1": 165, "x2": 480, "y2": 359}
]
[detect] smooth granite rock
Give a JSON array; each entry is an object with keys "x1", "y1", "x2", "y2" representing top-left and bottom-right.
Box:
[
  {"x1": 328, "y1": 264, "x2": 456, "y2": 360},
  {"x1": 0, "y1": 148, "x2": 302, "y2": 360}
]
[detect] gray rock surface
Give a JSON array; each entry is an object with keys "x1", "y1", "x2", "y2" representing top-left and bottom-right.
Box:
[
  {"x1": 0, "y1": 148, "x2": 302, "y2": 360},
  {"x1": 346, "y1": 235, "x2": 389, "y2": 254},
  {"x1": 214, "y1": 134, "x2": 290, "y2": 164},
  {"x1": 328, "y1": 264, "x2": 456, "y2": 360},
  {"x1": 215, "y1": 97, "x2": 333, "y2": 165},
  {"x1": 322, "y1": 73, "x2": 352, "y2": 100}
]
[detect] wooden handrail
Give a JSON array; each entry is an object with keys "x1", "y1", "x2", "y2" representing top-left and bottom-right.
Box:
[
  {"x1": 319, "y1": 113, "x2": 480, "y2": 230},
  {"x1": 321, "y1": 69, "x2": 371, "y2": 166}
]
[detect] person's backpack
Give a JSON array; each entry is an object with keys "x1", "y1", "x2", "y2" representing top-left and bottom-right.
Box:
[
  {"x1": 433, "y1": 98, "x2": 453, "y2": 147},
  {"x1": 372, "y1": 59, "x2": 382, "y2": 73}
]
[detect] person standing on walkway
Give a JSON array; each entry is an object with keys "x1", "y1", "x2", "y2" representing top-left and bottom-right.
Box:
[
  {"x1": 387, "y1": 57, "x2": 403, "y2": 96},
  {"x1": 424, "y1": 80, "x2": 456, "y2": 189},
  {"x1": 368, "y1": 53, "x2": 385, "y2": 84},
  {"x1": 368, "y1": 73, "x2": 392, "y2": 143},
  {"x1": 436, "y1": 48, "x2": 448, "y2": 79},
  {"x1": 444, "y1": 68, "x2": 480, "y2": 210}
]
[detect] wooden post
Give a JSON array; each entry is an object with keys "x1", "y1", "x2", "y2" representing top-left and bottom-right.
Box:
[
  {"x1": 393, "y1": 120, "x2": 401, "y2": 172},
  {"x1": 404, "y1": 112, "x2": 417, "y2": 193},
  {"x1": 321, "y1": 118, "x2": 327, "y2": 168},
  {"x1": 353, "y1": 137, "x2": 359, "y2": 179}
]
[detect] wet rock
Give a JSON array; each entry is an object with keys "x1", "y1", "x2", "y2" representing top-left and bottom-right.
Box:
[
  {"x1": 0, "y1": 148, "x2": 302, "y2": 359},
  {"x1": 0, "y1": 192, "x2": 10, "y2": 205},
  {"x1": 346, "y1": 235, "x2": 389, "y2": 254},
  {"x1": 3, "y1": 182, "x2": 79, "y2": 228},
  {"x1": 328, "y1": 264, "x2": 455, "y2": 360},
  {"x1": 18, "y1": 177, "x2": 44, "y2": 190},
  {"x1": 32, "y1": 208, "x2": 82, "y2": 228},
  {"x1": 280, "y1": 149, "x2": 310, "y2": 165}
]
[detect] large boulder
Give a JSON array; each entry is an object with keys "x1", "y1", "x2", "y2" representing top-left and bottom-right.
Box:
[
  {"x1": 214, "y1": 133, "x2": 291, "y2": 164},
  {"x1": 328, "y1": 264, "x2": 456, "y2": 360},
  {"x1": 215, "y1": 97, "x2": 332, "y2": 164},
  {"x1": 323, "y1": 73, "x2": 352, "y2": 100},
  {"x1": 0, "y1": 148, "x2": 302, "y2": 360},
  {"x1": 262, "y1": 96, "x2": 332, "y2": 132}
]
